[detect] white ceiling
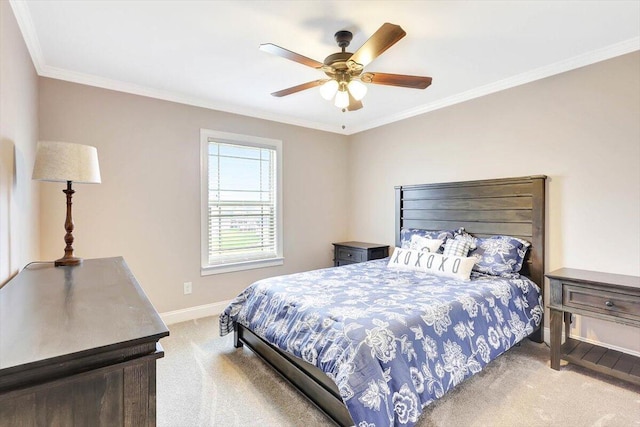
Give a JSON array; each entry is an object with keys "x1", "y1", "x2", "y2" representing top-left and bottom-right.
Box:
[{"x1": 10, "y1": 1, "x2": 640, "y2": 135}]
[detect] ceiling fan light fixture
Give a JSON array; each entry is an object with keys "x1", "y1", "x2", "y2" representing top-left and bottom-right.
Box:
[
  {"x1": 334, "y1": 90, "x2": 349, "y2": 109},
  {"x1": 347, "y1": 79, "x2": 367, "y2": 101},
  {"x1": 319, "y1": 79, "x2": 339, "y2": 100}
]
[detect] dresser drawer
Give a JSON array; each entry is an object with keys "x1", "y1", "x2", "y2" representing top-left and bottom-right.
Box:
[
  {"x1": 563, "y1": 284, "x2": 640, "y2": 322},
  {"x1": 336, "y1": 247, "x2": 365, "y2": 262}
]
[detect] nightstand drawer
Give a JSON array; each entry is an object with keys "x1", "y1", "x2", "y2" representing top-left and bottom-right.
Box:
[
  {"x1": 335, "y1": 260, "x2": 357, "y2": 266},
  {"x1": 369, "y1": 247, "x2": 388, "y2": 260},
  {"x1": 336, "y1": 247, "x2": 365, "y2": 262},
  {"x1": 563, "y1": 284, "x2": 640, "y2": 322},
  {"x1": 332, "y1": 242, "x2": 389, "y2": 267}
]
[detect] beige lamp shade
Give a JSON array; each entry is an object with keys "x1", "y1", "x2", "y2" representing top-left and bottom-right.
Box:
[{"x1": 32, "y1": 141, "x2": 101, "y2": 184}]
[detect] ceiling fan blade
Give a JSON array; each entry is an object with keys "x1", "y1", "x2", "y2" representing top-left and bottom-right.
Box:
[
  {"x1": 348, "y1": 23, "x2": 406, "y2": 68},
  {"x1": 260, "y1": 43, "x2": 324, "y2": 68},
  {"x1": 347, "y1": 92, "x2": 363, "y2": 111},
  {"x1": 365, "y1": 72, "x2": 432, "y2": 89},
  {"x1": 270, "y1": 80, "x2": 326, "y2": 97}
]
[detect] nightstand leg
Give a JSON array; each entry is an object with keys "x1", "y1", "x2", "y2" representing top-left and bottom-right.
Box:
[
  {"x1": 563, "y1": 312, "x2": 571, "y2": 342},
  {"x1": 550, "y1": 309, "x2": 563, "y2": 370}
]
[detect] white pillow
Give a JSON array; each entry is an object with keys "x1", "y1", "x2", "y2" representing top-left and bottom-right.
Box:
[
  {"x1": 403, "y1": 235, "x2": 443, "y2": 253},
  {"x1": 387, "y1": 248, "x2": 475, "y2": 281}
]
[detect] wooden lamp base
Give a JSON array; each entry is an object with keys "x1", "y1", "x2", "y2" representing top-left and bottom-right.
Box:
[
  {"x1": 55, "y1": 181, "x2": 83, "y2": 268},
  {"x1": 54, "y1": 256, "x2": 82, "y2": 267}
]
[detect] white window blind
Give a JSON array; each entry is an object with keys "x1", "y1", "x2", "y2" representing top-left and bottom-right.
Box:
[{"x1": 201, "y1": 130, "x2": 283, "y2": 274}]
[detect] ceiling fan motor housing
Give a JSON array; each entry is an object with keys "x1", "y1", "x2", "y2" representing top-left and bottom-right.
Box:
[
  {"x1": 323, "y1": 52, "x2": 352, "y2": 69},
  {"x1": 324, "y1": 30, "x2": 361, "y2": 79}
]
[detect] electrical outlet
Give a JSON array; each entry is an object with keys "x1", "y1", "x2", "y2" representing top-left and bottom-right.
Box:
[{"x1": 183, "y1": 281, "x2": 192, "y2": 295}]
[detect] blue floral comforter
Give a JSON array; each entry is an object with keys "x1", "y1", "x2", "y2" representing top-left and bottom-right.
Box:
[{"x1": 220, "y1": 259, "x2": 543, "y2": 427}]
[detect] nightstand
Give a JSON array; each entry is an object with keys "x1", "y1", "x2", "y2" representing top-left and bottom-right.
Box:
[
  {"x1": 332, "y1": 241, "x2": 389, "y2": 267},
  {"x1": 546, "y1": 268, "x2": 640, "y2": 385}
]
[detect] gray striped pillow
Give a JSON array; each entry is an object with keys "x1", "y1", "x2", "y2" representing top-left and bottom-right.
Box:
[{"x1": 442, "y1": 238, "x2": 473, "y2": 257}]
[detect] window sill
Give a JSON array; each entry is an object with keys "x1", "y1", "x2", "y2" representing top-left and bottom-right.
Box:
[{"x1": 201, "y1": 257, "x2": 284, "y2": 276}]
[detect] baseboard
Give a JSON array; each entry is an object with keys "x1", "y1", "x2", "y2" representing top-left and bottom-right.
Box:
[
  {"x1": 542, "y1": 327, "x2": 640, "y2": 358},
  {"x1": 160, "y1": 300, "x2": 232, "y2": 325}
]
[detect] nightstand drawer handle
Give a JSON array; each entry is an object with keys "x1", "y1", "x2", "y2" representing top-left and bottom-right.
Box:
[
  {"x1": 347, "y1": 253, "x2": 352, "y2": 257},
  {"x1": 605, "y1": 300, "x2": 614, "y2": 308}
]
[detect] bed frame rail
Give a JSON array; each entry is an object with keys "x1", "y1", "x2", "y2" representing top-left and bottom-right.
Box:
[{"x1": 234, "y1": 323, "x2": 353, "y2": 426}]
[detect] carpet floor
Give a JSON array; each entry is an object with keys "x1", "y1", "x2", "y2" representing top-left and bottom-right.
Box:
[{"x1": 157, "y1": 316, "x2": 640, "y2": 426}]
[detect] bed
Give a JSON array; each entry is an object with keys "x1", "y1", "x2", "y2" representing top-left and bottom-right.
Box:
[{"x1": 220, "y1": 175, "x2": 546, "y2": 426}]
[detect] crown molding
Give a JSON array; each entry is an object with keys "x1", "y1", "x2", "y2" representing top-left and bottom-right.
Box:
[
  {"x1": 346, "y1": 37, "x2": 640, "y2": 135},
  {"x1": 38, "y1": 64, "x2": 344, "y2": 134}
]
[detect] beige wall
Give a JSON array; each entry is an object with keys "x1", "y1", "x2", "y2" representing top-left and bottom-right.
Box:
[
  {"x1": 0, "y1": 1, "x2": 39, "y2": 285},
  {"x1": 35, "y1": 45, "x2": 638, "y2": 352},
  {"x1": 348, "y1": 52, "x2": 640, "y2": 352},
  {"x1": 38, "y1": 78, "x2": 349, "y2": 312}
]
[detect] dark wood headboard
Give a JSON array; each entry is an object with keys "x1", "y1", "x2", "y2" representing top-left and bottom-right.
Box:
[{"x1": 395, "y1": 175, "x2": 547, "y2": 341}]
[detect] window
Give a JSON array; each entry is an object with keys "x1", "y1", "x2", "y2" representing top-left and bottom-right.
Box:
[{"x1": 200, "y1": 129, "x2": 283, "y2": 275}]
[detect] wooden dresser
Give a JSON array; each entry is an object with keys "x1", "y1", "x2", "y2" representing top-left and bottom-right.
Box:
[
  {"x1": 0, "y1": 257, "x2": 169, "y2": 426},
  {"x1": 547, "y1": 268, "x2": 640, "y2": 385},
  {"x1": 332, "y1": 241, "x2": 389, "y2": 267}
]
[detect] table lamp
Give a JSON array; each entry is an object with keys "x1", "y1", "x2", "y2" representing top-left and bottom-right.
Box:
[{"x1": 32, "y1": 141, "x2": 101, "y2": 267}]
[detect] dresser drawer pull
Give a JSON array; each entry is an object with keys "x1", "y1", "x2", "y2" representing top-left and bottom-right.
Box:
[
  {"x1": 605, "y1": 300, "x2": 614, "y2": 308},
  {"x1": 347, "y1": 253, "x2": 352, "y2": 257}
]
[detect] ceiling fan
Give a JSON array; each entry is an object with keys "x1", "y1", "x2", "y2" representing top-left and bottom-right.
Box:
[{"x1": 260, "y1": 23, "x2": 432, "y2": 111}]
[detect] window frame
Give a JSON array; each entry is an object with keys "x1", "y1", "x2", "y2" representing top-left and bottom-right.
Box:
[{"x1": 200, "y1": 129, "x2": 283, "y2": 275}]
